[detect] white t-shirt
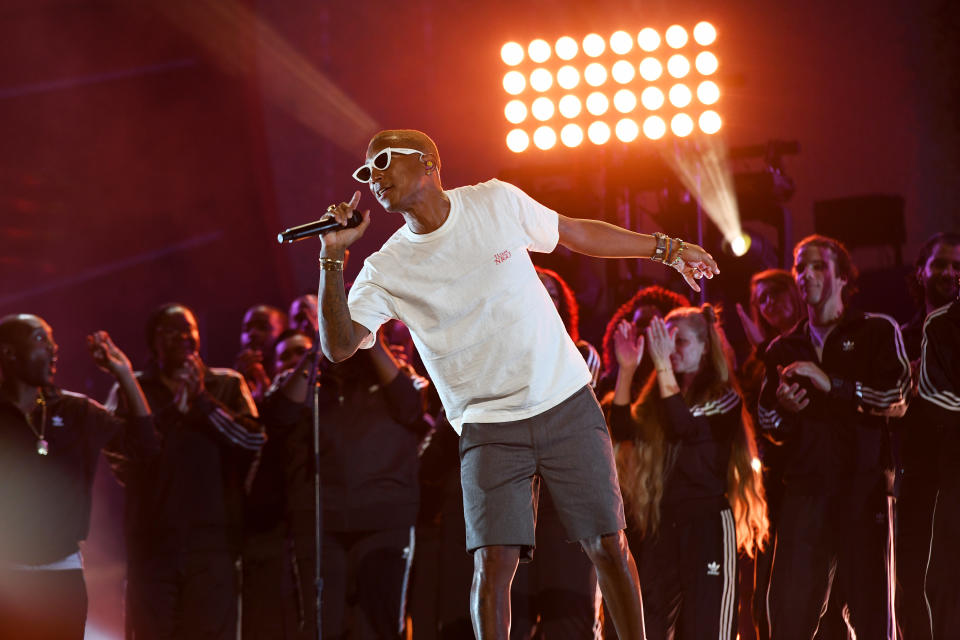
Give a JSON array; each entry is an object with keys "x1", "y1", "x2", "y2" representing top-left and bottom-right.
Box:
[{"x1": 347, "y1": 179, "x2": 591, "y2": 434}]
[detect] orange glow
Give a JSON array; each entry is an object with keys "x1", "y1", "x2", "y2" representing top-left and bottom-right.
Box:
[
  {"x1": 671, "y1": 113, "x2": 694, "y2": 137},
  {"x1": 561, "y1": 123, "x2": 584, "y2": 147},
  {"x1": 665, "y1": 25, "x2": 688, "y2": 48},
  {"x1": 643, "y1": 116, "x2": 666, "y2": 139},
  {"x1": 613, "y1": 89, "x2": 637, "y2": 113},
  {"x1": 586, "y1": 92, "x2": 610, "y2": 116},
  {"x1": 583, "y1": 33, "x2": 606, "y2": 57},
  {"x1": 555, "y1": 36, "x2": 578, "y2": 60},
  {"x1": 699, "y1": 110, "x2": 722, "y2": 134},
  {"x1": 531, "y1": 97, "x2": 555, "y2": 121},
  {"x1": 584, "y1": 63, "x2": 608, "y2": 87},
  {"x1": 503, "y1": 71, "x2": 526, "y2": 95},
  {"x1": 528, "y1": 39, "x2": 551, "y2": 63},
  {"x1": 529, "y1": 68, "x2": 553, "y2": 92},
  {"x1": 615, "y1": 118, "x2": 639, "y2": 142},
  {"x1": 669, "y1": 84, "x2": 692, "y2": 108},
  {"x1": 637, "y1": 28, "x2": 660, "y2": 52},
  {"x1": 533, "y1": 125, "x2": 557, "y2": 149},
  {"x1": 557, "y1": 65, "x2": 580, "y2": 90},
  {"x1": 697, "y1": 80, "x2": 720, "y2": 104},
  {"x1": 610, "y1": 30, "x2": 633, "y2": 55},
  {"x1": 638, "y1": 57, "x2": 663, "y2": 81},
  {"x1": 558, "y1": 95, "x2": 582, "y2": 118},
  {"x1": 611, "y1": 60, "x2": 636, "y2": 84},
  {"x1": 667, "y1": 54, "x2": 690, "y2": 79},
  {"x1": 640, "y1": 86, "x2": 665, "y2": 110},
  {"x1": 587, "y1": 121, "x2": 611, "y2": 145},
  {"x1": 693, "y1": 22, "x2": 717, "y2": 46},
  {"x1": 504, "y1": 100, "x2": 527, "y2": 124},
  {"x1": 696, "y1": 51, "x2": 719, "y2": 75},
  {"x1": 501, "y1": 42, "x2": 524, "y2": 66},
  {"x1": 506, "y1": 129, "x2": 529, "y2": 152}
]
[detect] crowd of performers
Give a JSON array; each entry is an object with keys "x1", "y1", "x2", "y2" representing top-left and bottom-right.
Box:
[{"x1": 1, "y1": 136, "x2": 959, "y2": 640}]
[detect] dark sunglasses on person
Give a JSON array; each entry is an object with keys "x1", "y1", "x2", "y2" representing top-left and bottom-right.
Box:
[{"x1": 352, "y1": 147, "x2": 428, "y2": 183}]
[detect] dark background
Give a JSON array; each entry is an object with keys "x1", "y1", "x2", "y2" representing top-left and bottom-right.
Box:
[{"x1": 2, "y1": 1, "x2": 959, "y2": 636}]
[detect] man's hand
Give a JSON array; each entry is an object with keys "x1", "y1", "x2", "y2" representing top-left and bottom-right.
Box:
[
  {"x1": 674, "y1": 242, "x2": 719, "y2": 293},
  {"x1": 613, "y1": 320, "x2": 645, "y2": 371},
  {"x1": 87, "y1": 331, "x2": 134, "y2": 377},
  {"x1": 234, "y1": 348, "x2": 270, "y2": 398},
  {"x1": 776, "y1": 378, "x2": 810, "y2": 412},
  {"x1": 780, "y1": 361, "x2": 831, "y2": 393},
  {"x1": 320, "y1": 190, "x2": 372, "y2": 256},
  {"x1": 172, "y1": 354, "x2": 205, "y2": 412}
]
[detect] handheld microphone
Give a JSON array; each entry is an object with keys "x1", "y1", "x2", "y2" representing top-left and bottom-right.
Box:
[{"x1": 277, "y1": 210, "x2": 363, "y2": 244}]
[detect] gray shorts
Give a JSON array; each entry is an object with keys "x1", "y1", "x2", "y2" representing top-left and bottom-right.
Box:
[{"x1": 459, "y1": 385, "x2": 626, "y2": 561}]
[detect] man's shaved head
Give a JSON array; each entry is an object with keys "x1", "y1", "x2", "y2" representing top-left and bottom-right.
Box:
[{"x1": 367, "y1": 129, "x2": 441, "y2": 167}]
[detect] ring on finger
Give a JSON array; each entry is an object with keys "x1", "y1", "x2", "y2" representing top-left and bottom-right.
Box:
[{"x1": 326, "y1": 204, "x2": 337, "y2": 212}]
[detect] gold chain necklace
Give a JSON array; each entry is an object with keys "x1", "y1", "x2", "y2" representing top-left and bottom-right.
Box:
[{"x1": 25, "y1": 393, "x2": 49, "y2": 456}]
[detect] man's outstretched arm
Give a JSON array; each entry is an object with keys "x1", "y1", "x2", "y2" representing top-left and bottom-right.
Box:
[{"x1": 556, "y1": 214, "x2": 719, "y2": 292}]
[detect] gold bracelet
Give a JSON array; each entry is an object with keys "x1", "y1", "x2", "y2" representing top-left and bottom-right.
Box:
[{"x1": 319, "y1": 257, "x2": 344, "y2": 271}]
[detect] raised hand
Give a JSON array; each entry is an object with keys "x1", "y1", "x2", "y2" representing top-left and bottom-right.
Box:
[
  {"x1": 613, "y1": 320, "x2": 645, "y2": 371},
  {"x1": 736, "y1": 303, "x2": 766, "y2": 348},
  {"x1": 319, "y1": 190, "x2": 372, "y2": 255},
  {"x1": 172, "y1": 353, "x2": 206, "y2": 411},
  {"x1": 645, "y1": 316, "x2": 677, "y2": 370},
  {"x1": 87, "y1": 331, "x2": 134, "y2": 377}
]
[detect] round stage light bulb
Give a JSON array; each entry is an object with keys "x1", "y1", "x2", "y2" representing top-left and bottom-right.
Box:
[
  {"x1": 584, "y1": 63, "x2": 608, "y2": 87},
  {"x1": 638, "y1": 57, "x2": 663, "y2": 81},
  {"x1": 557, "y1": 65, "x2": 580, "y2": 90},
  {"x1": 669, "y1": 84, "x2": 692, "y2": 107},
  {"x1": 503, "y1": 71, "x2": 526, "y2": 95},
  {"x1": 615, "y1": 118, "x2": 639, "y2": 142},
  {"x1": 530, "y1": 68, "x2": 553, "y2": 92},
  {"x1": 668, "y1": 54, "x2": 690, "y2": 78},
  {"x1": 561, "y1": 123, "x2": 584, "y2": 147},
  {"x1": 613, "y1": 89, "x2": 637, "y2": 113},
  {"x1": 643, "y1": 116, "x2": 666, "y2": 140},
  {"x1": 504, "y1": 100, "x2": 527, "y2": 124},
  {"x1": 697, "y1": 80, "x2": 720, "y2": 104},
  {"x1": 533, "y1": 125, "x2": 557, "y2": 150},
  {"x1": 610, "y1": 30, "x2": 633, "y2": 55},
  {"x1": 640, "y1": 86, "x2": 665, "y2": 110},
  {"x1": 583, "y1": 33, "x2": 606, "y2": 57},
  {"x1": 586, "y1": 92, "x2": 610, "y2": 116},
  {"x1": 693, "y1": 21, "x2": 717, "y2": 46},
  {"x1": 637, "y1": 28, "x2": 660, "y2": 52},
  {"x1": 611, "y1": 60, "x2": 636, "y2": 84},
  {"x1": 729, "y1": 233, "x2": 750, "y2": 257},
  {"x1": 558, "y1": 95, "x2": 582, "y2": 118},
  {"x1": 587, "y1": 121, "x2": 611, "y2": 145},
  {"x1": 528, "y1": 39, "x2": 551, "y2": 63},
  {"x1": 696, "y1": 51, "x2": 719, "y2": 75},
  {"x1": 671, "y1": 113, "x2": 694, "y2": 137},
  {"x1": 699, "y1": 110, "x2": 722, "y2": 134},
  {"x1": 665, "y1": 25, "x2": 688, "y2": 48},
  {"x1": 506, "y1": 129, "x2": 529, "y2": 152},
  {"x1": 555, "y1": 36, "x2": 578, "y2": 60},
  {"x1": 501, "y1": 42, "x2": 524, "y2": 66},
  {"x1": 531, "y1": 96, "x2": 555, "y2": 121}
]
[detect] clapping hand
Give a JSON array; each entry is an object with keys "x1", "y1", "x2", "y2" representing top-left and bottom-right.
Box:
[{"x1": 613, "y1": 320, "x2": 645, "y2": 371}]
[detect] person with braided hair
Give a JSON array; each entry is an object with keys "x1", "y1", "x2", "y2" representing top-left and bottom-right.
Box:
[{"x1": 609, "y1": 304, "x2": 769, "y2": 639}]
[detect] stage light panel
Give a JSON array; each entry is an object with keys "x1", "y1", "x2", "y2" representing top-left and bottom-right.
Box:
[
  {"x1": 561, "y1": 123, "x2": 584, "y2": 147},
  {"x1": 586, "y1": 92, "x2": 609, "y2": 116},
  {"x1": 501, "y1": 42, "x2": 524, "y2": 66},
  {"x1": 504, "y1": 100, "x2": 527, "y2": 124},
  {"x1": 699, "y1": 110, "x2": 722, "y2": 134},
  {"x1": 637, "y1": 28, "x2": 660, "y2": 51},
  {"x1": 639, "y1": 57, "x2": 663, "y2": 81},
  {"x1": 671, "y1": 113, "x2": 694, "y2": 137},
  {"x1": 503, "y1": 71, "x2": 526, "y2": 95},
  {"x1": 583, "y1": 33, "x2": 605, "y2": 57},
  {"x1": 555, "y1": 36, "x2": 578, "y2": 60},
  {"x1": 531, "y1": 96, "x2": 555, "y2": 121},
  {"x1": 529, "y1": 68, "x2": 553, "y2": 92},
  {"x1": 665, "y1": 25, "x2": 688, "y2": 48},
  {"x1": 616, "y1": 118, "x2": 640, "y2": 142},
  {"x1": 643, "y1": 116, "x2": 666, "y2": 139},
  {"x1": 528, "y1": 39, "x2": 551, "y2": 63},
  {"x1": 693, "y1": 21, "x2": 717, "y2": 46},
  {"x1": 697, "y1": 80, "x2": 720, "y2": 104},
  {"x1": 696, "y1": 51, "x2": 718, "y2": 75},
  {"x1": 500, "y1": 23, "x2": 720, "y2": 149},
  {"x1": 587, "y1": 121, "x2": 611, "y2": 145},
  {"x1": 669, "y1": 83, "x2": 692, "y2": 108},
  {"x1": 557, "y1": 65, "x2": 580, "y2": 89},
  {"x1": 667, "y1": 54, "x2": 690, "y2": 78},
  {"x1": 611, "y1": 60, "x2": 636, "y2": 84},
  {"x1": 641, "y1": 86, "x2": 665, "y2": 110},
  {"x1": 533, "y1": 125, "x2": 557, "y2": 149},
  {"x1": 506, "y1": 129, "x2": 529, "y2": 152},
  {"x1": 613, "y1": 89, "x2": 637, "y2": 113},
  {"x1": 558, "y1": 94, "x2": 582, "y2": 118},
  {"x1": 610, "y1": 30, "x2": 633, "y2": 55},
  {"x1": 584, "y1": 63, "x2": 608, "y2": 86}
]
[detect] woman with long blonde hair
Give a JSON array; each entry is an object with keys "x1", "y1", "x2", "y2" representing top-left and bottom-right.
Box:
[{"x1": 609, "y1": 304, "x2": 768, "y2": 639}]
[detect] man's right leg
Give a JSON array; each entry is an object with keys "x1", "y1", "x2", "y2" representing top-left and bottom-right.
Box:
[{"x1": 471, "y1": 545, "x2": 522, "y2": 639}]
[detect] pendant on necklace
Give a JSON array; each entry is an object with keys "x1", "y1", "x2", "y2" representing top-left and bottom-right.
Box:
[{"x1": 37, "y1": 438, "x2": 49, "y2": 456}]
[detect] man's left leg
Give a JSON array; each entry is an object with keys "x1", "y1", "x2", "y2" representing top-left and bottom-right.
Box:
[
  {"x1": 471, "y1": 545, "x2": 522, "y2": 640},
  {"x1": 580, "y1": 531, "x2": 646, "y2": 639}
]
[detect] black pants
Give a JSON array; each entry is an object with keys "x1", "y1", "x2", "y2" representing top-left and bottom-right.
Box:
[
  {"x1": 896, "y1": 476, "x2": 937, "y2": 640},
  {"x1": 926, "y1": 483, "x2": 960, "y2": 639},
  {"x1": 510, "y1": 487, "x2": 600, "y2": 640},
  {"x1": 126, "y1": 549, "x2": 238, "y2": 640},
  {"x1": 766, "y1": 491, "x2": 894, "y2": 640},
  {"x1": 0, "y1": 569, "x2": 86, "y2": 640},
  {"x1": 639, "y1": 506, "x2": 739, "y2": 640}
]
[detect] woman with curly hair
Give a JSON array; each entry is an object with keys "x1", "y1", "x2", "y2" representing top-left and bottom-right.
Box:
[{"x1": 609, "y1": 304, "x2": 768, "y2": 639}]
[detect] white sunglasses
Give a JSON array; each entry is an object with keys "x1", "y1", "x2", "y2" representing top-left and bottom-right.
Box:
[{"x1": 352, "y1": 147, "x2": 428, "y2": 183}]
